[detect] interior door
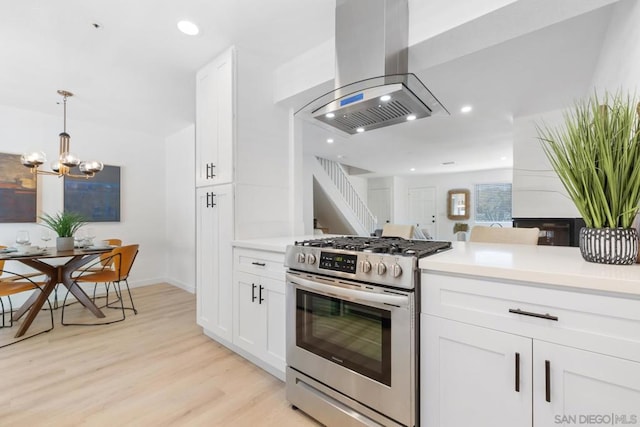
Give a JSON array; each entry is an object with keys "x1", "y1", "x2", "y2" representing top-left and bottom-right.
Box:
[
  {"x1": 408, "y1": 187, "x2": 437, "y2": 239},
  {"x1": 367, "y1": 188, "x2": 391, "y2": 229}
]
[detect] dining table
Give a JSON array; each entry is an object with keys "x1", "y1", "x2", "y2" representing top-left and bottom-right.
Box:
[{"x1": 0, "y1": 246, "x2": 112, "y2": 338}]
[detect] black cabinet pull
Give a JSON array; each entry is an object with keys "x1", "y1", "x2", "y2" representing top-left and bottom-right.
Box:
[
  {"x1": 251, "y1": 262, "x2": 266, "y2": 267},
  {"x1": 515, "y1": 352, "x2": 520, "y2": 392},
  {"x1": 545, "y1": 360, "x2": 551, "y2": 402},
  {"x1": 205, "y1": 192, "x2": 217, "y2": 208},
  {"x1": 206, "y1": 163, "x2": 216, "y2": 179},
  {"x1": 259, "y1": 285, "x2": 264, "y2": 304},
  {"x1": 251, "y1": 283, "x2": 257, "y2": 302},
  {"x1": 509, "y1": 308, "x2": 558, "y2": 321}
]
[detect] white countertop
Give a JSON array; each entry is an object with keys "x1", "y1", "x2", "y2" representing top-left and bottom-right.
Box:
[
  {"x1": 232, "y1": 235, "x2": 343, "y2": 253},
  {"x1": 419, "y1": 242, "x2": 640, "y2": 297}
]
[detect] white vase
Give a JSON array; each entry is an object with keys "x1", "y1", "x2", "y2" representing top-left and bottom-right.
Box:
[{"x1": 56, "y1": 237, "x2": 74, "y2": 251}]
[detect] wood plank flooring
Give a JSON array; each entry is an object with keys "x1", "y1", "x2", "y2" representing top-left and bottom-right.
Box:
[{"x1": 0, "y1": 283, "x2": 320, "y2": 426}]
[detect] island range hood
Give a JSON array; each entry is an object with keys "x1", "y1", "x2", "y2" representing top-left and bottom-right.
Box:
[{"x1": 297, "y1": 0, "x2": 448, "y2": 135}]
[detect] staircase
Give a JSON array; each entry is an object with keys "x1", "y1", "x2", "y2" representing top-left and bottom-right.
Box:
[{"x1": 313, "y1": 157, "x2": 377, "y2": 236}]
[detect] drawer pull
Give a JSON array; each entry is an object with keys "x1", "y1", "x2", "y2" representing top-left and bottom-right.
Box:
[
  {"x1": 509, "y1": 308, "x2": 558, "y2": 321},
  {"x1": 545, "y1": 360, "x2": 551, "y2": 402},
  {"x1": 515, "y1": 352, "x2": 520, "y2": 392},
  {"x1": 251, "y1": 262, "x2": 266, "y2": 267}
]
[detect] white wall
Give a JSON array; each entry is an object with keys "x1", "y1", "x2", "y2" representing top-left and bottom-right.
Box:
[
  {"x1": 375, "y1": 168, "x2": 513, "y2": 241},
  {"x1": 165, "y1": 125, "x2": 195, "y2": 292},
  {"x1": 512, "y1": 0, "x2": 640, "y2": 219},
  {"x1": 591, "y1": 0, "x2": 640, "y2": 93},
  {"x1": 0, "y1": 104, "x2": 167, "y2": 286}
]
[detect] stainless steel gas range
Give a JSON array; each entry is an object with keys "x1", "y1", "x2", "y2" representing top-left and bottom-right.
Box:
[{"x1": 284, "y1": 236, "x2": 451, "y2": 427}]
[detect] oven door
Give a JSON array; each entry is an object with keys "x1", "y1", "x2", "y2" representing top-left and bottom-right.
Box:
[{"x1": 286, "y1": 272, "x2": 415, "y2": 426}]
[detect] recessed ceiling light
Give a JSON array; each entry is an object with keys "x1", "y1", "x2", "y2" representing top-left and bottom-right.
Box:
[
  {"x1": 500, "y1": 156, "x2": 508, "y2": 161},
  {"x1": 327, "y1": 138, "x2": 334, "y2": 144},
  {"x1": 356, "y1": 127, "x2": 365, "y2": 133},
  {"x1": 460, "y1": 105, "x2": 473, "y2": 113},
  {"x1": 177, "y1": 20, "x2": 199, "y2": 36},
  {"x1": 337, "y1": 154, "x2": 345, "y2": 159},
  {"x1": 380, "y1": 95, "x2": 391, "y2": 101},
  {"x1": 410, "y1": 167, "x2": 416, "y2": 172},
  {"x1": 406, "y1": 114, "x2": 417, "y2": 121},
  {"x1": 325, "y1": 112, "x2": 335, "y2": 119}
]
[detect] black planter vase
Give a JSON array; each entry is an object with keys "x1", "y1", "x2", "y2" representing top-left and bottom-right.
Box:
[{"x1": 579, "y1": 227, "x2": 639, "y2": 265}]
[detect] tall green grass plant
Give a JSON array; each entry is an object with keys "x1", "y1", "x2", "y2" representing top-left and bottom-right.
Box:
[{"x1": 537, "y1": 92, "x2": 640, "y2": 229}]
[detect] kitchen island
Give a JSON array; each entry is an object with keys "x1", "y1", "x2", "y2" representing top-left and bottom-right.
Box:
[{"x1": 419, "y1": 242, "x2": 640, "y2": 427}]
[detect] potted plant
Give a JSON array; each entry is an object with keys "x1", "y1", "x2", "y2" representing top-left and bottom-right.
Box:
[
  {"x1": 453, "y1": 222, "x2": 469, "y2": 241},
  {"x1": 536, "y1": 91, "x2": 640, "y2": 264},
  {"x1": 40, "y1": 211, "x2": 87, "y2": 251}
]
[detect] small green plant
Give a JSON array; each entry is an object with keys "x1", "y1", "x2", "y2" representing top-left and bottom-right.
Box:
[
  {"x1": 537, "y1": 91, "x2": 640, "y2": 229},
  {"x1": 453, "y1": 222, "x2": 469, "y2": 233},
  {"x1": 39, "y1": 212, "x2": 87, "y2": 237}
]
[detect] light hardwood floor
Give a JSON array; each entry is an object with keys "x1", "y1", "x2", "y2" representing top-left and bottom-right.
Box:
[{"x1": 0, "y1": 283, "x2": 320, "y2": 426}]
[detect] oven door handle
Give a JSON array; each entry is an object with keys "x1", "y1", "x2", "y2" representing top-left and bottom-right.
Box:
[{"x1": 289, "y1": 276, "x2": 410, "y2": 307}]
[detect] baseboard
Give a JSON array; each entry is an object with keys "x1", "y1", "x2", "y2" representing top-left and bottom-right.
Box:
[{"x1": 164, "y1": 279, "x2": 195, "y2": 294}]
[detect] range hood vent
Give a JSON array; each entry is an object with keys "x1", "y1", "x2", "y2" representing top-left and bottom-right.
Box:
[{"x1": 296, "y1": 0, "x2": 448, "y2": 135}]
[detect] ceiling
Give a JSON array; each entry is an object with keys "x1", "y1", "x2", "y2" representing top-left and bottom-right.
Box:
[
  {"x1": 0, "y1": 0, "x2": 335, "y2": 137},
  {"x1": 302, "y1": 2, "x2": 617, "y2": 176},
  {"x1": 0, "y1": 1, "x2": 618, "y2": 176}
]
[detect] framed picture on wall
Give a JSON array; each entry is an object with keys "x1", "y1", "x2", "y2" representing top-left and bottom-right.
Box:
[
  {"x1": 64, "y1": 165, "x2": 121, "y2": 222},
  {"x1": 0, "y1": 152, "x2": 37, "y2": 223}
]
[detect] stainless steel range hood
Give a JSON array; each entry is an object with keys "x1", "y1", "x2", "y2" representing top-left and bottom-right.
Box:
[{"x1": 296, "y1": 0, "x2": 448, "y2": 135}]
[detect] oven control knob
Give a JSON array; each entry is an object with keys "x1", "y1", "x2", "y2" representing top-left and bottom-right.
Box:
[
  {"x1": 297, "y1": 253, "x2": 306, "y2": 263},
  {"x1": 391, "y1": 264, "x2": 402, "y2": 278},
  {"x1": 306, "y1": 253, "x2": 317, "y2": 265},
  {"x1": 376, "y1": 262, "x2": 387, "y2": 275},
  {"x1": 360, "y1": 260, "x2": 372, "y2": 273}
]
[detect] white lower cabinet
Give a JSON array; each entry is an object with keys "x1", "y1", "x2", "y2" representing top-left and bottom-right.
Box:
[
  {"x1": 195, "y1": 184, "x2": 233, "y2": 342},
  {"x1": 421, "y1": 272, "x2": 640, "y2": 427},
  {"x1": 232, "y1": 250, "x2": 287, "y2": 379},
  {"x1": 534, "y1": 341, "x2": 640, "y2": 427},
  {"x1": 422, "y1": 315, "x2": 532, "y2": 427}
]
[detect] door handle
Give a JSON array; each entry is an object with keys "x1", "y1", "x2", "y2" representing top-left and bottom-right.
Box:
[
  {"x1": 251, "y1": 283, "x2": 257, "y2": 302},
  {"x1": 545, "y1": 360, "x2": 551, "y2": 402},
  {"x1": 515, "y1": 352, "x2": 520, "y2": 392},
  {"x1": 259, "y1": 285, "x2": 264, "y2": 304}
]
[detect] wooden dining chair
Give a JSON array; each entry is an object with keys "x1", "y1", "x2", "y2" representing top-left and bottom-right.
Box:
[
  {"x1": 0, "y1": 252, "x2": 54, "y2": 348},
  {"x1": 61, "y1": 244, "x2": 139, "y2": 326},
  {"x1": 469, "y1": 226, "x2": 540, "y2": 245}
]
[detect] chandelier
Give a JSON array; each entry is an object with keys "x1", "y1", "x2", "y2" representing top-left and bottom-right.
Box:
[{"x1": 21, "y1": 90, "x2": 103, "y2": 178}]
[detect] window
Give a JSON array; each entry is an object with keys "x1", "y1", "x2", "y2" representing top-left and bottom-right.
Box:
[{"x1": 474, "y1": 183, "x2": 512, "y2": 222}]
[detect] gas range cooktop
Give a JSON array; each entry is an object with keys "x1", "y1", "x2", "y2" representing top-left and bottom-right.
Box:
[
  {"x1": 294, "y1": 236, "x2": 451, "y2": 258},
  {"x1": 287, "y1": 237, "x2": 451, "y2": 289}
]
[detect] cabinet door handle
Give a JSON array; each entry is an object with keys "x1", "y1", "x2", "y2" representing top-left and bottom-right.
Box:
[
  {"x1": 251, "y1": 283, "x2": 257, "y2": 302},
  {"x1": 259, "y1": 285, "x2": 264, "y2": 304},
  {"x1": 509, "y1": 308, "x2": 558, "y2": 321},
  {"x1": 206, "y1": 192, "x2": 217, "y2": 208},
  {"x1": 515, "y1": 352, "x2": 520, "y2": 392},
  {"x1": 206, "y1": 163, "x2": 216, "y2": 179},
  {"x1": 251, "y1": 262, "x2": 266, "y2": 267},
  {"x1": 545, "y1": 360, "x2": 551, "y2": 402}
]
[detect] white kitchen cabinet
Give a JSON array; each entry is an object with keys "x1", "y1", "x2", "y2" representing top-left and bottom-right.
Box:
[
  {"x1": 422, "y1": 315, "x2": 532, "y2": 427},
  {"x1": 421, "y1": 271, "x2": 640, "y2": 427},
  {"x1": 195, "y1": 46, "x2": 235, "y2": 187},
  {"x1": 533, "y1": 341, "x2": 640, "y2": 427},
  {"x1": 196, "y1": 184, "x2": 233, "y2": 342},
  {"x1": 233, "y1": 270, "x2": 286, "y2": 377}
]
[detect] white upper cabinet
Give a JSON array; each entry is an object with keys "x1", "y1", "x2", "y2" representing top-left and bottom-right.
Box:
[{"x1": 195, "y1": 47, "x2": 235, "y2": 187}]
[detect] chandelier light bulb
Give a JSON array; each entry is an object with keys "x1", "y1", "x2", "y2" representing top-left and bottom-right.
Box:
[
  {"x1": 51, "y1": 160, "x2": 61, "y2": 172},
  {"x1": 79, "y1": 160, "x2": 104, "y2": 174},
  {"x1": 20, "y1": 151, "x2": 46, "y2": 167},
  {"x1": 59, "y1": 152, "x2": 81, "y2": 167}
]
